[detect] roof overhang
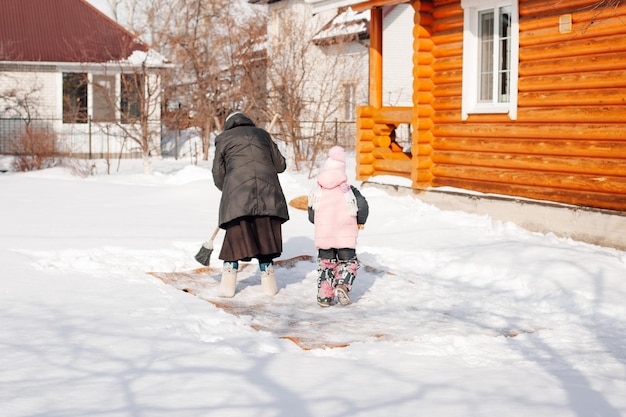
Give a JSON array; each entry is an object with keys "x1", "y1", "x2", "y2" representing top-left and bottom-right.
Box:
[
  {"x1": 305, "y1": 0, "x2": 406, "y2": 13},
  {"x1": 0, "y1": 50, "x2": 172, "y2": 72}
]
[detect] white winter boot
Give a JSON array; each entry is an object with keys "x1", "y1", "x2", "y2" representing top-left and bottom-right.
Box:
[
  {"x1": 219, "y1": 263, "x2": 238, "y2": 298},
  {"x1": 260, "y1": 264, "x2": 278, "y2": 296}
]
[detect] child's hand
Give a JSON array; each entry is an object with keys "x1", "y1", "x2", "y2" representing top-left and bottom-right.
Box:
[{"x1": 358, "y1": 224, "x2": 364, "y2": 230}]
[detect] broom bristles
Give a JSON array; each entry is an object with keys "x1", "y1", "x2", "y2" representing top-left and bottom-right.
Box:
[{"x1": 195, "y1": 245, "x2": 213, "y2": 266}]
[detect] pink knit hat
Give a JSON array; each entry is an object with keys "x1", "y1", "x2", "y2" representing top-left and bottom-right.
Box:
[
  {"x1": 318, "y1": 146, "x2": 348, "y2": 188},
  {"x1": 328, "y1": 145, "x2": 345, "y2": 162},
  {"x1": 322, "y1": 146, "x2": 346, "y2": 171}
]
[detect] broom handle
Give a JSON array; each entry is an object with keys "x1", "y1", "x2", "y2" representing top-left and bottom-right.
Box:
[
  {"x1": 268, "y1": 113, "x2": 279, "y2": 131},
  {"x1": 210, "y1": 226, "x2": 220, "y2": 242}
]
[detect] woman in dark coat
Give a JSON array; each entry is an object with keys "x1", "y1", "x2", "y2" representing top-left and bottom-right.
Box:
[{"x1": 212, "y1": 111, "x2": 289, "y2": 297}]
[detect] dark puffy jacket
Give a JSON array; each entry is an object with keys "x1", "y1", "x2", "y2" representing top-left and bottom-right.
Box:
[{"x1": 212, "y1": 112, "x2": 289, "y2": 227}]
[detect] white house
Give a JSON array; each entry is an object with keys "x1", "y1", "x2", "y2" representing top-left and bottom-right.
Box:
[
  {"x1": 249, "y1": 0, "x2": 414, "y2": 150},
  {"x1": 0, "y1": 0, "x2": 168, "y2": 158},
  {"x1": 248, "y1": 0, "x2": 370, "y2": 151}
]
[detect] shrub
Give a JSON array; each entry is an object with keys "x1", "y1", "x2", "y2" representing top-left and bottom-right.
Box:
[{"x1": 11, "y1": 127, "x2": 64, "y2": 171}]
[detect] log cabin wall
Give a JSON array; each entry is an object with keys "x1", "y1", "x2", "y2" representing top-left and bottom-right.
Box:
[
  {"x1": 431, "y1": 0, "x2": 626, "y2": 211},
  {"x1": 357, "y1": 0, "x2": 626, "y2": 212},
  {"x1": 414, "y1": 0, "x2": 436, "y2": 185}
]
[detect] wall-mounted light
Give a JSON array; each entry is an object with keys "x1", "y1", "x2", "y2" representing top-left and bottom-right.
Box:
[{"x1": 559, "y1": 14, "x2": 572, "y2": 34}]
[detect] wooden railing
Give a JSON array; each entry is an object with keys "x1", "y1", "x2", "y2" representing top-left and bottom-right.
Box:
[{"x1": 356, "y1": 106, "x2": 413, "y2": 180}]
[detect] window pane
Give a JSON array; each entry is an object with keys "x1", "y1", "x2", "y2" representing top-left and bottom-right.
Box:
[
  {"x1": 498, "y1": 6, "x2": 511, "y2": 103},
  {"x1": 477, "y1": 7, "x2": 511, "y2": 105},
  {"x1": 93, "y1": 75, "x2": 116, "y2": 122},
  {"x1": 121, "y1": 73, "x2": 143, "y2": 123},
  {"x1": 478, "y1": 10, "x2": 494, "y2": 102},
  {"x1": 63, "y1": 73, "x2": 88, "y2": 123}
]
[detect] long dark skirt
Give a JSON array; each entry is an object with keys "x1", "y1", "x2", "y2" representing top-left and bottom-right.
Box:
[{"x1": 219, "y1": 216, "x2": 283, "y2": 263}]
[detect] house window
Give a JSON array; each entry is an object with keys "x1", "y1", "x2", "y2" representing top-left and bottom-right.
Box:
[
  {"x1": 270, "y1": 6, "x2": 286, "y2": 47},
  {"x1": 63, "y1": 73, "x2": 88, "y2": 123},
  {"x1": 461, "y1": 0, "x2": 519, "y2": 120},
  {"x1": 478, "y1": 7, "x2": 511, "y2": 103},
  {"x1": 271, "y1": 9, "x2": 281, "y2": 39},
  {"x1": 92, "y1": 74, "x2": 116, "y2": 122},
  {"x1": 274, "y1": 84, "x2": 288, "y2": 116},
  {"x1": 121, "y1": 73, "x2": 143, "y2": 123},
  {"x1": 342, "y1": 83, "x2": 356, "y2": 121}
]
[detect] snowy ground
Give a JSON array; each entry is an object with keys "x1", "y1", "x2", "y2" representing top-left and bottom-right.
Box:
[{"x1": 1, "y1": 154, "x2": 625, "y2": 417}]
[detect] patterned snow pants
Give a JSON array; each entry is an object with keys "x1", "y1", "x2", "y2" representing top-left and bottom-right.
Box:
[{"x1": 316, "y1": 248, "x2": 360, "y2": 304}]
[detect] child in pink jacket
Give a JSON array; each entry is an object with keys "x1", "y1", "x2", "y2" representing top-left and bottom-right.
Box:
[{"x1": 308, "y1": 146, "x2": 369, "y2": 307}]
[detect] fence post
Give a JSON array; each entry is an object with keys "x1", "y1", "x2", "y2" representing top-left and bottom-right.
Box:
[
  {"x1": 88, "y1": 116, "x2": 92, "y2": 159},
  {"x1": 175, "y1": 129, "x2": 179, "y2": 160}
]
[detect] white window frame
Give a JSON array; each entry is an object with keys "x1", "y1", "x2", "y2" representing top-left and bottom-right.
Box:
[
  {"x1": 461, "y1": 0, "x2": 519, "y2": 121},
  {"x1": 270, "y1": 5, "x2": 286, "y2": 49}
]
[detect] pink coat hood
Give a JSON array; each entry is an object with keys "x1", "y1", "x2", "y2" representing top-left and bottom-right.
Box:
[{"x1": 317, "y1": 145, "x2": 348, "y2": 190}]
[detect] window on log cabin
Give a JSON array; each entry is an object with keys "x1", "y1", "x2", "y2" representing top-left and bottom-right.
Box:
[{"x1": 460, "y1": 0, "x2": 519, "y2": 120}]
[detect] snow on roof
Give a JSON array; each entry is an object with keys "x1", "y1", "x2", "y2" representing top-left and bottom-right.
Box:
[
  {"x1": 305, "y1": 0, "x2": 365, "y2": 14},
  {"x1": 114, "y1": 50, "x2": 169, "y2": 68},
  {"x1": 313, "y1": 8, "x2": 370, "y2": 44}
]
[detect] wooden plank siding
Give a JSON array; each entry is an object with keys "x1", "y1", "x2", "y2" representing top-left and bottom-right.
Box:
[{"x1": 356, "y1": 0, "x2": 626, "y2": 212}]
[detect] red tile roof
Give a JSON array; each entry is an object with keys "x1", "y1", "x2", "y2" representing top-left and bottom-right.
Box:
[{"x1": 0, "y1": 0, "x2": 148, "y2": 63}]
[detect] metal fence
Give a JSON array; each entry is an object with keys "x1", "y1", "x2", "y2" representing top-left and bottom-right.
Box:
[
  {"x1": 0, "y1": 117, "x2": 162, "y2": 158},
  {"x1": 267, "y1": 119, "x2": 357, "y2": 149},
  {"x1": 1, "y1": 116, "x2": 358, "y2": 159}
]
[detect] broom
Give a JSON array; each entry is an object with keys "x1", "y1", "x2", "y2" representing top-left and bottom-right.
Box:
[{"x1": 194, "y1": 226, "x2": 220, "y2": 266}]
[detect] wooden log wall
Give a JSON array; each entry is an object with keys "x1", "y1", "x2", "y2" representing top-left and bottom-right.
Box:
[
  {"x1": 426, "y1": 0, "x2": 626, "y2": 211},
  {"x1": 414, "y1": 0, "x2": 436, "y2": 186}
]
